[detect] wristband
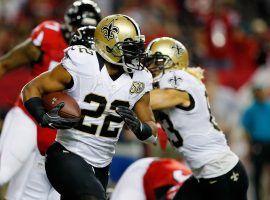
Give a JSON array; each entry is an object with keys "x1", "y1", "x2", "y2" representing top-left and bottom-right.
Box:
[
  {"x1": 142, "y1": 135, "x2": 157, "y2": 144},
  {"x1": 135, "y1": 123, "x2": 153, "y2": 141},
  {"x1": 24, "y1": 97, "x2": 46, "y2": 124}
]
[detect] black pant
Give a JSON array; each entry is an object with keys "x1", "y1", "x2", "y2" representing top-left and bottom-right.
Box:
[
  {"x1": 45, "y1": 142, "x2": 109, "y2": 200},
  {"x1": 173, "y1": 161, "x2": 249, "y2": 200},
  {"x1": 251, "y1": 142, "x2": 270, "y2": 200}
]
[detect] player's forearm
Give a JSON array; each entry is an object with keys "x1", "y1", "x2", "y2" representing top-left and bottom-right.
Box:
[
  {"x1": 0, "y1": 52, "x2": 30, "y2": 78},
  {"x1": 22, "y1": 78, "x2": 64, "y2": 102},
  {"x1": 23, "y1": 65, "x2": 72, "y2": 102},
  {"x1": 22, "y1": 80, "x2": 44, "y2": 102},
  {"x1": 0, "y1": 40, "x2": 41, "y2": 78},
  {"x1": 150, "y1": 89, "x2": 186, "y2": 110},
  {"x1": 150, "y1": 90, "x2": 172, "y2": 110},
  {"x1": 22, "y1": 71, "x2": 67, "y2": 124},
  {"x1": 0, "y1": 63, "x2": 6, "y2": 78},
  {"x1": 22, "y1": 79, "x2": 49, "y2": 124}
]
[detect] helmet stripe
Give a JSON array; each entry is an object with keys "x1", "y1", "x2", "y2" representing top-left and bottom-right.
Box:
[{"x1": 122, "y1": 15, "x2": 140, "y2": 35}]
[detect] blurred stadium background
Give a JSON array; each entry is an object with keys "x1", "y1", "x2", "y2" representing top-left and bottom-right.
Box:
[{"x1": 1, "y1": 0, "x2": 270, "y2": 199}]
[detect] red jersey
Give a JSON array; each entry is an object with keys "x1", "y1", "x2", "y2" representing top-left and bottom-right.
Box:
[
  {"x1": 30, "y1": 20, "x2": 68, "y2": 76},
  {"x1": 15, "y1": 20, "x2": 68, "y2": 155},
  {"x1": 143, "y1": 159, "x2": 192, "y2": 200}
]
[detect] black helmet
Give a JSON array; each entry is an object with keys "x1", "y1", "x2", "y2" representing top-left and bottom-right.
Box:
[
  {"x1": 64, "y1": 0, "x2": 101, "y2": 33},
  {"x1": 70, "y1": 25, "x2": 96, "y2": 49}
]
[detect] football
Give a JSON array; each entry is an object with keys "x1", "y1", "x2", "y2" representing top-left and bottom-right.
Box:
[{"x1": 42, "y1": 92, "x2": 81, "y2": 119}]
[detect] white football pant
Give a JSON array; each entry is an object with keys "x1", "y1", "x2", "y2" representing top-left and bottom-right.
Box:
[{"x1": 0, "y1": 107, "x2": 59, "y2": 199}]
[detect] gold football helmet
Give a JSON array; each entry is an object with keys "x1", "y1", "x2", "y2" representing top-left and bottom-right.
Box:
[
  {"x1": 94, "y1": 14, "x2": 145, "y2": 73},
  {"x1": 145, "y1": 37, "x2": 189, "y2": 82}
]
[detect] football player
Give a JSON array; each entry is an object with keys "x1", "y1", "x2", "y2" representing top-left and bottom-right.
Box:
[
  {"x1": 0, "y1": 1, "x2": 101, "y2": 199},
  {"x1": 69, "y1": 26, "x2": 96, "y2": 49},
  {"x1": 22, "y1": 14, "x2": 157, "y2": 200},
  {"x1": 145, "y1": 37, "x2": 249, "y2": 200},
  {"x1": 110, "y1": 157, "x2": 192, "y2": 200}
]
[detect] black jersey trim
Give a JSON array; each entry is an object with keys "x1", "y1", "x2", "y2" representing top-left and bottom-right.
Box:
[
  {"x1": 96, "y1": 53, "x2": 105, "y2": 71},
  {"x1": 123, "y1": 16, "x2": 139, "y2": 35},
  {"x1": 176, "y1": 93, "x2": 195, "y2": 111},
  {"x1": 128, "y1": 72, "x2": 133, "y2": 79},
  {"x1": 65, "y1": 77, "x2": 74, "y2": 90}
]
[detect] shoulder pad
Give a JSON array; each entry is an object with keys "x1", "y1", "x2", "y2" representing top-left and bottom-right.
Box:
[
  {"x1": 132, "y1": 69, "x2": 153, "y2": 93},
  {"x1": 133, "y1": 69, "x2": 153, "y2": 84},
  {"x1": 39, "y1": 21, "x2": 61, "y2": 31},
  {"x1": 159, "y1": 70, "x2": 190, "y2": 90},
  {"x1": 31, "y1": 20, "x2": 61, "y2": 46},
  {"x1": 65, "y1": 45, "x2": 96, "y2": 65},
  {"x1": 62, "y1": 45, "x2": 99, "y2": 74}
]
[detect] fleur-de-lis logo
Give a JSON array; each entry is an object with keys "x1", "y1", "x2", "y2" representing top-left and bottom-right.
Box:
[
  {"x1": 230, "y1": 172, "x2": 239, "y2": 182},
  {"x1": 51, "y1": 97, "x2": 58, "y2": 105},
  {"x1": 71, "y1": 29, "x2": 83, "y2": 43},
  {"x1": 168, "y1": 75, "x2": 182, "y2": 87},
  {"x1": 172, "y1": 44, "x2": 184, "y2": 55},
  {"x1": 101, "y1": 20, "x2": 119, "y2": 41}
]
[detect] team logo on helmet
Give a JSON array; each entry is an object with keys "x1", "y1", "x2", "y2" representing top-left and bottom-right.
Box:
[
  {"x1": 72, "y1": 29, "x2": 83, "y2": 43},
  {"x1": 101, "y1": 20, "x2": 119, "y2": 41},
  {"x1": 129, "y1": 82, "x2": 145, "y2": 94},
  {"x1": 172, "y1": 44, "x2": 184, "y2": 56}
]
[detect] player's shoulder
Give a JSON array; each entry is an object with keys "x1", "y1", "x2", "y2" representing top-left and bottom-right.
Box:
[
  {"x1": 34, "y1": 20, "x2": 61, "y2": 33},
  {"x1": 65, "y1": 45, "x2": 96, "y2": 64},
  {"x1": 160, "y1": 69, "x2": 201, "y2": 89},
  {"x1": 133, "y1": 68, "x2": 153, "y2": 84},
  {"x1": 62, "y1": 45, "x2": 99, "y2": 74},
  {"x1": 163, "y1": 69, "x2": 193, "y2": 81},
  {"x1": 31, "y1": 20, "x2": 62, "y2": 46},
  {"x1": 128, "y1": 69, "x2": 153, "y2": 97}
]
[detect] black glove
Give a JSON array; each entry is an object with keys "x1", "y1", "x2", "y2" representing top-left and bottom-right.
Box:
[
  {"x1": 41, "y1": 102, "x2": 80, "y2": 129},
  {"x1": 116, "y1": 106, "x2": 153, "y2": 141},
  {"x1": 116, "y1": 106, "x2": 141, "y2": 134}
]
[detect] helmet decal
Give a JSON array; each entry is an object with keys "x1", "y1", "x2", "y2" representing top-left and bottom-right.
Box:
[
  {"x1": 145, "y1": 37, "x2": 189, "y2": 81},
  {"x1": 172, "y1": 44, "x2": 184, "y2": 56},
  {"x1": 95, "y1": 14, "x2": 145, "y2": 73},
  {"x1": 70, "y1": 26, "x2": 96, "y2": 49},
  {"x1": 101, "y1": 20, "x2": 119, "y2": 41}
]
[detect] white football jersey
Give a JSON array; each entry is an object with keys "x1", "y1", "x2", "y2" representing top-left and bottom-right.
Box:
[
  {"x1": 158, "y1": 70, "x2": 238, "y2": 178},
  {"x1": 110, "y1": 157, "x2": 155, "y2": 200},
  {"x1": 56, "y1": 45, "x2": 153, "y2": 168}
]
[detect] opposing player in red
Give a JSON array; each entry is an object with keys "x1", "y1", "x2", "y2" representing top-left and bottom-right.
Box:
[
  {"x1": 110, "y1": 157, "x2": 192, "y2": 200},
  {"x1": 0, "y1": 1, "x2": 101, "y2": 199}
]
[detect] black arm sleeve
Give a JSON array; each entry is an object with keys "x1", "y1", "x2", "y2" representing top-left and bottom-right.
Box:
[{"x1": 24, "y1": 97, "x2": 46, "y2": 124}]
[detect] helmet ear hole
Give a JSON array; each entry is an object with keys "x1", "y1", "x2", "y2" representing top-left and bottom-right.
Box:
[{"x1": 106, "y1": 46, "x2": 112, "y2": 53}]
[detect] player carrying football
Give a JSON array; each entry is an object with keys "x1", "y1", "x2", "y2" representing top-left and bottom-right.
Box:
[
  {"x1": 22, "y1": 14, "x2": 157, "y2": 200},
  {"x1": 0, "y1": 1, "x2": 101, "y2": 199}
]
